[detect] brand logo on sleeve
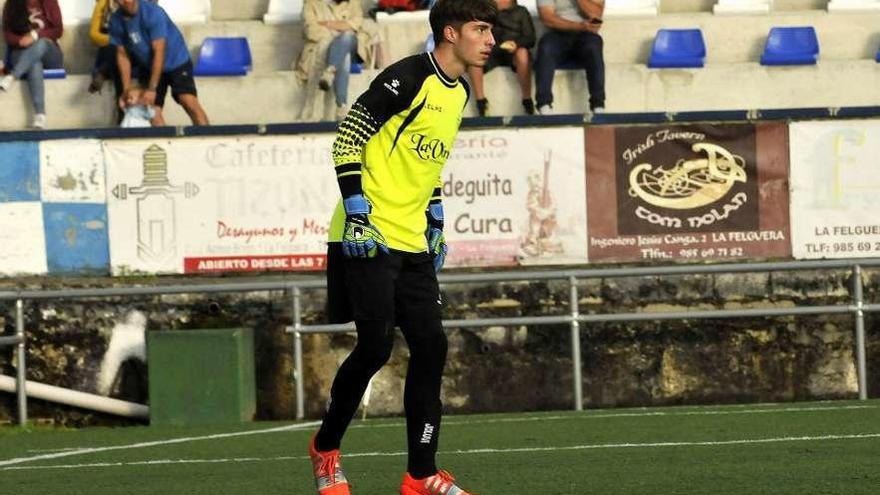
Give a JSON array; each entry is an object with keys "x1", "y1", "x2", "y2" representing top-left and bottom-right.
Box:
[{"x1": 383, "y1": 79, "x2": 401, "y2": 96}]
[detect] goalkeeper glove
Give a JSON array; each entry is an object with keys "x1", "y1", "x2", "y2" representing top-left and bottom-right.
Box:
[
  {"x1": 426, "y1": 202, "x2": 448, "y2": 273},
  {"x1": 342, "y1": 194, "x2": 389, "y2": 258}
]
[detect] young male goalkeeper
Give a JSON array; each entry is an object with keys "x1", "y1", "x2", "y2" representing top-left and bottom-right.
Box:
[{"x1": 307, "y1": 1, "x2": 497, "y2": 494}]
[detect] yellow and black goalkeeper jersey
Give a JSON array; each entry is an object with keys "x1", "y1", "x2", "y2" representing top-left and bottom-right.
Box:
[{"x1": 329, "y1": 52, "x2": 470, "y2": 252}]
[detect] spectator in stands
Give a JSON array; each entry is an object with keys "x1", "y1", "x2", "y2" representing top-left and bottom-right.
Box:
[
  {"x1": 88, "y1": 0, "x2": 119, "y2": 95},
  {"x1": 466, "y1": 0, "x2": 535, "y2": 116},
  {"x1": 110, "y1": 0, "x2": 209, "y2": 126},
  {"x1": 296, "y1": 0, "x2": 385, "y2": 121},
  {"x1": 0, "y1": 0, "x2": 65, "y2": 129},
  {"x1": 535, "y1": 0, "x2": 605, "y2": 114}
]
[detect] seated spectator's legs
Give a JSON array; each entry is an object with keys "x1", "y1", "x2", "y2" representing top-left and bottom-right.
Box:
[
  {"x1": 575, "y1": 32, "x2": 605, "y2": 111},
  {"x1": 466, "y1": 66, "x2": 487, "y2": 115},
  {"x1": 10, "y1": 39, "x2": 63, "y2": 117},
  {"x1": 327, "y1": 32, "x2": 357, "y2": 107},
  {"x1": 90, "y1": 45, "x2": 118, "y2": 94},
  {"x1": 512, "y1": 47, "x2": 532, "y2": 102},
  {"x1": 467, "y1": 66, "x2": 486, "y2": 101},
  {"x1": 535, "y1": 31, "x2": 569, "y2": 109}
]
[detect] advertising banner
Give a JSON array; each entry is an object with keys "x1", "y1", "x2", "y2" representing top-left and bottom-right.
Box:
[
  {"x1": 443, "y1": 127, "x2": 588, "y2": 267},
  {"x1": 586, "y1": 123, "x2": 791, "y2": 262},
  {"x1": 104, "y1": 136, "x2": 339, "y2": 274},
  {"x1": 790, "y1": 120, "x2": 880, "y2": 259}
]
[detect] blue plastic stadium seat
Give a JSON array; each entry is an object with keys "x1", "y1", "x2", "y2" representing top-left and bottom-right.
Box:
[
  {"x1": 760, "y1": 26, "x2": 819, "y2": 66},
  {"x1": 648, "y1": 29, "x2": 706, "y2": 68},
  {"x1": 193, "y1": 37, "x2": 252, "y2": 76},
  {"x1": 42, "y1": 68, "x2": 66, "y2": 79}
]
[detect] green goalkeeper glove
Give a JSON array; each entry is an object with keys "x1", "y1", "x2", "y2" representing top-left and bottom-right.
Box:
[{"x1": 342, "y1": 194, "x2": 389, "y2": 258}]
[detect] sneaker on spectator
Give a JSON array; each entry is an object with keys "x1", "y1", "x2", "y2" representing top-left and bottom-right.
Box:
[
  {"x1": 0, "y1": 74, "x2": 14, "y2": 92},
  {"x1": 335, "y1": 104, "x2": 349, "y2": 122},
  {"x1": 319, "y1": 66, "x2": 336, "y2": 92},
  {"x1": 536, "y1": 104, "x2": 555, "y2": 115},
  {"x1": 522, "y1": 98, "x2": 535, "y2": 115},
  {"x1": 592, "y1": 106, "x2": 606, "y2": 114},
  {"x1": 31, "y1": 113, "x2": 47, "y2": 129},
  {"x1": 475, "y1": 98, "x2": 488, "y2": 117}
]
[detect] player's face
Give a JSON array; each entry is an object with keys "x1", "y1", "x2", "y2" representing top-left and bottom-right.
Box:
[{"x1": 455, "y1": 21, "x2": 496, "y2": 68}]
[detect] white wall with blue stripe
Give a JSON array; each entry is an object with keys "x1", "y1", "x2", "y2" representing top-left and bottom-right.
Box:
[{"x1": 0, "y1": 140, "x2": 109, "y2": 275}]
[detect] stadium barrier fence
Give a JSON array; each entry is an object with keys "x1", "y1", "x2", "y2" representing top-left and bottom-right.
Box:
[{"x1": 2, "y1": 258, "x2": 877, "y2": 425}]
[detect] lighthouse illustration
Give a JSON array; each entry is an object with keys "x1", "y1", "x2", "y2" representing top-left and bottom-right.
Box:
[{"x1": 111, "y1": 145, "x2": 199, "y2": 264}]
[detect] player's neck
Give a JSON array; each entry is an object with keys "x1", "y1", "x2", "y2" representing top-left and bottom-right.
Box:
[{"x1": 431, "y1": 46, "x2": 465, "y2": 81}]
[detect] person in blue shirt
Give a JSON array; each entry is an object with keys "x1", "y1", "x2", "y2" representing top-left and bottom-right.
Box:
[{"x1": 110, "y1": 0, "x2": 209, "y2": 125}]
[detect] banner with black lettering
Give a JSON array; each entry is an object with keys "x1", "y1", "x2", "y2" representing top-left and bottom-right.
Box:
[
  {"x1": 585, "y1": 123, "x2": 791, "y2": 262},
  {"x1": 442, "y1": 127, "x2": 588, "y2": 266}
]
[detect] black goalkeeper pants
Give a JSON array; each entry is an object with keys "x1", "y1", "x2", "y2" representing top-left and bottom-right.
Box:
[{"x1": 316, "y1": 244, "x2": 447, "y2": 479}]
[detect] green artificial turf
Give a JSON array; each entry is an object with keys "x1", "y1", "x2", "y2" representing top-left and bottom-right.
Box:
[{"x1": 1, "y1": 400, "x2": 878, "y2": 494}]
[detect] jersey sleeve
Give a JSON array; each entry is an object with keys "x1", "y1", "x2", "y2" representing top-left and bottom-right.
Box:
[{"x1": 331, "y1": 58, "x2": 425, "y2": 198}]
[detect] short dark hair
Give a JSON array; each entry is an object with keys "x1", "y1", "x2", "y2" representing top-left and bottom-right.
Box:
[{"x1": 429, "y1": 0, "x2": 498, "y2": 45}]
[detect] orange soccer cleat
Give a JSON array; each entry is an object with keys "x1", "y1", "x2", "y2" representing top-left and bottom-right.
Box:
[
  {"x1": 308, "y1": 435, "x2": 351, "y2": 495},
  {"x1": 400, "y1": 470, "x2": 475, "y2": 495}
]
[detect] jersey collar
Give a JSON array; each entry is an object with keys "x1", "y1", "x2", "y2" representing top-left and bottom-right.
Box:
[{"x1": 427, "y1": 52, "x2": 458, "y2": 89}]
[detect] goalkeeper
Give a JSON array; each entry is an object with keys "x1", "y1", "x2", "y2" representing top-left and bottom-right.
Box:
[{"x1": 307, "y1": 1, "x2": 498, "y2": 494}]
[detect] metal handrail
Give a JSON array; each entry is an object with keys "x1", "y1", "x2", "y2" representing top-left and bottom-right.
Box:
[
  {"x1": 2, "y1": 258, "x2": 877, "y2": 425},
  {"x1": 285, "y1": 259, "x2": 879, "y2": 419}
]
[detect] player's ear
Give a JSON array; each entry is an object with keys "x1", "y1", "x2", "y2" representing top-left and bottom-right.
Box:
[{"x1": 443, "y1": 24, "x2": 458, "y2": 44}]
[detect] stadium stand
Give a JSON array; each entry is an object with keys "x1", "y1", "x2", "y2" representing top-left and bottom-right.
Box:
[
  {"x1": 605, "y1": 0, "x2": 660, "y2": 17},
  {"x1": 193, "y1": 37, "x2": 252, "y2": 76},
  {"x1": 58, "y1": 0, "x2": 97, "y2": 26},
  {"x1": 760, "y1": 26, "x2": 820, "y2": 65},
  {"x1": 159, "y1": 0, "x2": 212, "y2": 24},
  {"x1": 828, "y1": 0, "x2": 880, "y2": 12},
  {"x1": 263, "y1": 0, "x2": 305, "y2": 24},
  {"x1": 714, "y1": 0, "x2": 772, "y2": 15},
  {"x1": 3, "y1": 1, "x2": 880, "y2": 128},
  {"x1": 648, "y1": 28, "x2": 706, "y2": 68}
]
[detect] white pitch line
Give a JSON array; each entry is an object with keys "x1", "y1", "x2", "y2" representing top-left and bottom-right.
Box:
[
  {"x1": 0, "y1": 421, "x2": 321, "y2": 468},
  {"x1": 2, "y1": 404, "x2": 874, "y2": 466},
  {"x1": 3, "y1": 433, "x2": 879, "y2": 472},
  {"x1": 350, "y1": 404, "x2": 878, "y2": 430}
]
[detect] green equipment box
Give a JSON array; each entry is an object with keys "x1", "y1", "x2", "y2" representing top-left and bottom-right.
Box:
[{"x1": 147, "y1": 328, "x2": 256, "y2": 426}]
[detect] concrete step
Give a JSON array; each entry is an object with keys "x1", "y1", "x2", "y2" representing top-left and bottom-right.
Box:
[{"x1": 2, "y1": 59, "x2": 877, "y2": 130}]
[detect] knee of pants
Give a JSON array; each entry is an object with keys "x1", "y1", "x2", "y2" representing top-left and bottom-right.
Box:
[
  {"x1": 406, "y1": 325, "x2": 448, "y2": 359},
  {"x1": 336, "y1": 32, "x2": 357, "y2": 45},
  {"x1": 353, "y1": 335, "x2": 394, "y2": 373},
  {"x1": 536, "y1": 38, "x2": 556, "y2": 61}
]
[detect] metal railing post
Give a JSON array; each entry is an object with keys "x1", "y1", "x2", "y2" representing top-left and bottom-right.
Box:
[
  {"x1": 569, "y1": 276, "x2": 583, "y2": 411},
  {"x1": 15, "y1": 299, "x2": 27, "y2": 426},
  {"x1": 292, "y1": 287, "x2": 306, "y2": 420},
  {"x1": 853, "y1": 265, "x2": 868, "y2": 400}
]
